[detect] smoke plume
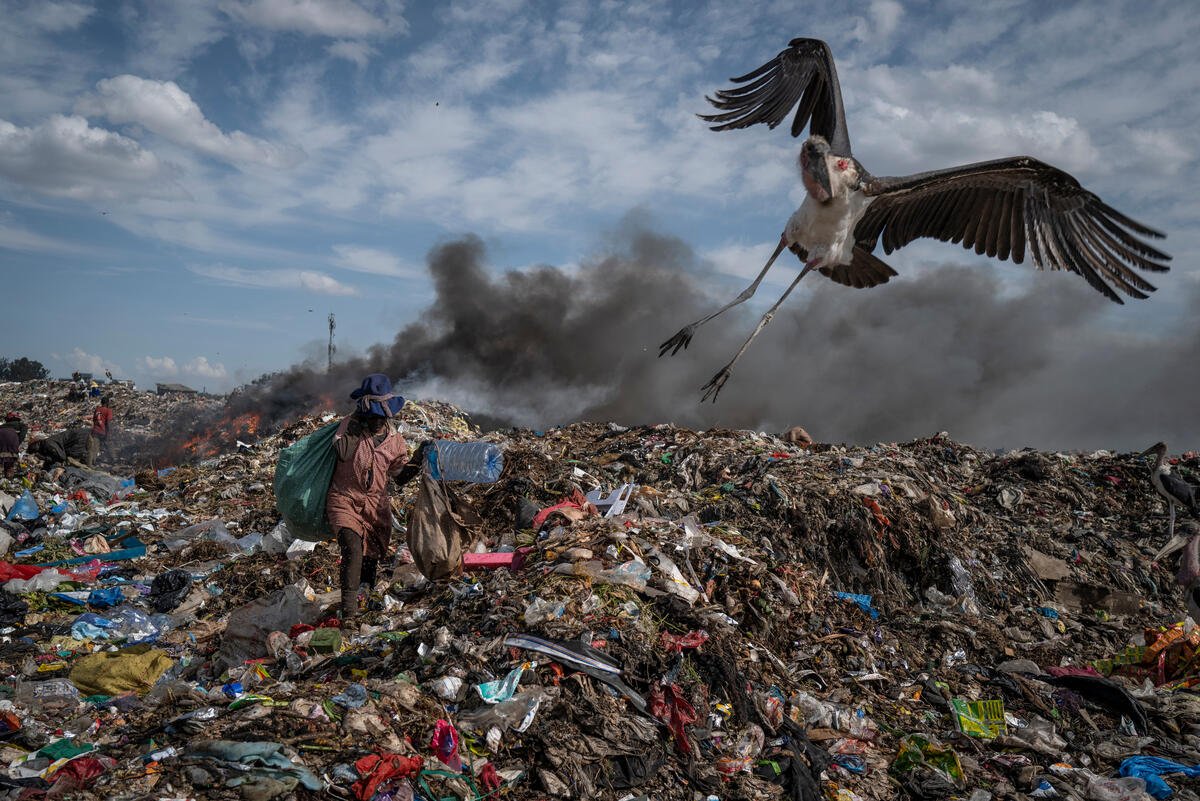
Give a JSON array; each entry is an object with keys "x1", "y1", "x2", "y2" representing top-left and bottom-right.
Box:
[{"x1": 237, "y1": 224, "x2": 1200, "y2": 452}]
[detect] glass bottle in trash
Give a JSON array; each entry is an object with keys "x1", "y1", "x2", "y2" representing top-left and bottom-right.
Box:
[{"x1": 424, "y1": 440, "x2": 504, "y2": 483}]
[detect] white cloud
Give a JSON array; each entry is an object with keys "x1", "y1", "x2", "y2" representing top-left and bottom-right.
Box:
[
  {"x1": 185, "y1": 356, "x2": 227, "y2": 379},
  {"x1": 851, "y1": 0, "x2": 903, "y2": 44},
  {"x1": 124, "y1": 3, "x2": 229, "y2": 77},
  {"x1": 66, "y1": 348, "x2": 121, "y2": 376},
  {"x1": 328, "y1": 40, "x2": 377, "y2": 67},
  {"x1": 220, "y1": 0, "x2": 407, "y2": 38},
  {"x1": 140, "y1": 355, "x2": 179, "y2": 374},
  {"x1": 22, "y1": 1, "x2": 94, "y2": 32},
  {"x1": 331, "y1": 244, "x2": 416, "y2": 276},
  {"x1": 854, "y1": 98, "x2": 1100, "y2": 178},
  {"x1": 190, "y1": 264, "x2": 358, "y2": 295},
  {"x1": 78, "y1": 76, "x2": 303, "y2": 168},
  {"x1": 0, "y1": 114, "x2": 173, "y2": 200},
  {"x1": 140, "y1": 354, "x2": 226, "y2": 379}
]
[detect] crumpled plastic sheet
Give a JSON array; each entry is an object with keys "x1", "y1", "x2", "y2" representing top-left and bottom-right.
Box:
[
  {"x1": 477, "y1": 662, "x2": 532, "y2": 703},
  {"x1": 148, "y1": 568, "x2": 192, "y2": 612},
  {"x1": 331, "y1": 683, "x2": 368, "y2": 709},
  {"x1": 1119, "y1": 756, "x2": 1200, "y2": 799}
]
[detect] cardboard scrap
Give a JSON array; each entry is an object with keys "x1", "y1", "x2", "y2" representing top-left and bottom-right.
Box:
[{"x1": 1022, "y1": 546, "x2": 1072, "y2": 582}]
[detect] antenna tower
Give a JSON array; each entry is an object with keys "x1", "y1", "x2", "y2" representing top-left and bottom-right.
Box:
[{"x1": 327, "y1": 313, "x2": 336, "y2": 373}]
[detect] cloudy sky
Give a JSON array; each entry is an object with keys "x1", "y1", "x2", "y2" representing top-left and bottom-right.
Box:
[{"x1": 1, "y1": 0, "x2": 1197, "y2": 403}]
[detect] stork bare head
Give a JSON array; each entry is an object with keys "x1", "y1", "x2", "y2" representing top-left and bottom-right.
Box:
[{"x1": 799, "y1": 135, "x2": 833, "y2": 203}]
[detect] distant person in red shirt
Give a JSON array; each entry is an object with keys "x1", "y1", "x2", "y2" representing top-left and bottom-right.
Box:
[{"x1": 88, "y1": 395, "x2": 113, "y2": 467}]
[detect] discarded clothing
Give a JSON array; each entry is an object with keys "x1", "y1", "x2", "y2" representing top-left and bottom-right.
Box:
[
  {"x1": 352, "y1": 754, "x2": 423, "y2": 801},
  {"x1": 68, "y1": 645, "x2": 173, "y2": 696},
  {"x1": 189, "y1": 740, "x2": 324, "y2": 792}
]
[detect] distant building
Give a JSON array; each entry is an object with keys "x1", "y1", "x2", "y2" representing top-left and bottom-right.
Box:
[{"x1": 156, "y1": 383, "x2": 198, "y2": 396}]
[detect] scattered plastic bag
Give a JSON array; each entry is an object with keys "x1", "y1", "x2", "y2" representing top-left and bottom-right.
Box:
[
  {"x1": 5, "y1": 490, "x2": 38, "y2": 522},
  {"x1": 331, "y1": 683, "x2": 368, "y2": 709},
  {"x1": 149, "y1": 569, "x2": 192, "y2": 612},
  {"x1": 164, "y1": 520, "x2": 243, "y2": 553},
  {"x1": 213, "y1": 581, "x2": 325, "y2": 671},
  {"x1": 477, "y1": 662, "x2": 533, "y2": 704},
  {"x1": 642, "y1": 543, "x2": 700, "y2": 605},
  {"x1": 5, "y1": 569, "x2": 65, "y2": 594},
  {"x1": 523, "y1": 597, "x2": 565, "y2": 625}
]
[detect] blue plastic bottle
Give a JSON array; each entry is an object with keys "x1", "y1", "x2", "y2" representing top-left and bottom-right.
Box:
[{"x1": 425, "y1": 441, "x2": 504, "y2": 483}]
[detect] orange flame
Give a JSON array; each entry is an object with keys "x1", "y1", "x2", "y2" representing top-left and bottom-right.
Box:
[{"x1": 167, "y1": 410, "x2": 265, "y2": 464}]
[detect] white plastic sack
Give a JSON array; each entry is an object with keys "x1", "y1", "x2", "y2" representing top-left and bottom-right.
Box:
[{"x1": 5, "y1": 570, "x2": 65, "y2": 594}]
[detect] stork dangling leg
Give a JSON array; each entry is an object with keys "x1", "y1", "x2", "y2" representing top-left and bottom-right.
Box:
[
  {"x1": 659, "y1": 238, "x2": 788, "y2": 357},
  {"x1": 700, "y1": 260, "x2": 816, "y2": 402}
]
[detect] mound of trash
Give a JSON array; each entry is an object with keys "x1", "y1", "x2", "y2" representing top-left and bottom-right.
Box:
[{"x1": 0, "y1": 389, "x2": 1198, "y2": 801}]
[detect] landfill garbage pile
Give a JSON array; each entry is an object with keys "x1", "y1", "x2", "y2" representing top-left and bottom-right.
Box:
[
  {"x1": 1, "y1": 387, "x2": 1199, "y2": 801},
  {"x1": 0, "y1": 379, "x2": 225, "y2": 470}
]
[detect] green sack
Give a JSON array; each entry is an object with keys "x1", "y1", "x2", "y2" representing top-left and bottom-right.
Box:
[{"x1": 273, "y1": 421, "x2": 338, "y2": 542}]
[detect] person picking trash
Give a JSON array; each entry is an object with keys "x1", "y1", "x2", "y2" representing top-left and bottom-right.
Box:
[
  {"x1": 325, "y1": 374, "x2": 426, "y2": 620},
  {"x1": 88, "y1": 394, "x2": 114, "y2": 466}
]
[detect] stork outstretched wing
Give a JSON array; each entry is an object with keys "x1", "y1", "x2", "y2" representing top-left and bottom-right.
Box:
[
  {"x1": 700, "y1": 37, "x2": 852, "y2": 154},
  {"x1": 857, "y1": 157, "x2": 1171, "y2": 303}
]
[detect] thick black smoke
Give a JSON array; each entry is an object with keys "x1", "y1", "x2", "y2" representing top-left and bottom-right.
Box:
[{"x1": 238, "y1": 225, "x2": 1199, "y2": 452}]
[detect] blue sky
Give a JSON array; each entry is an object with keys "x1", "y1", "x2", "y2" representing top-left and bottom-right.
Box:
[{"x1": 1, "y1": 0, "x2": 1197, "y2": 394}]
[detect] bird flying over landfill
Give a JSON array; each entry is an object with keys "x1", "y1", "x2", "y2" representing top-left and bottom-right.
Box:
[{"x1": 659, "y1": 38, "x2": 1171, "y2": 401}]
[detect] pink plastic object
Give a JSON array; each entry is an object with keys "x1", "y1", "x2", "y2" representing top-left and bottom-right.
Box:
[{"x1": 462, "y1": 547, "x2": 530, "y2": 572}]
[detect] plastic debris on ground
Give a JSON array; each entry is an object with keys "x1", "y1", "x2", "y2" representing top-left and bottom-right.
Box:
[{"x1": 1, "y1": 379, "x2": 1200, "y2": 800}]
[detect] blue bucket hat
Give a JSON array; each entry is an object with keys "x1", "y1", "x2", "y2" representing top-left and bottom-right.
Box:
[{"x1": 349, "y1": 373, "x2": 405, "y2": 418}]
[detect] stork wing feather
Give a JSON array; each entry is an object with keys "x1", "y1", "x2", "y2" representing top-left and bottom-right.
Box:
[
  {"x1": 700, "y1": 37, "x2": 852, "y2": 154},
  {"x1": 857, "y1": 157, "x2": 1170, "y2": 303}
]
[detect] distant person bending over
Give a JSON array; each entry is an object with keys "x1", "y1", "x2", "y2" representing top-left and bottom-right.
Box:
[
  {"x1": 29, "y1": 428, "x2": 91, "y2": 468},
  {"x1": 1, "y1": 413, "x2": 27, "y2": 447},
  {"x1": 325, "y1": 374, "x2": 427, "y2": 620},
  {"x1": 88, "y1": 395, "x2": 113, "y2": 467}
]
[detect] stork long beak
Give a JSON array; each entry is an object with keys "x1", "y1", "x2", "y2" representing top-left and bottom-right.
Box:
[
  {"x1": 1139, "y1": 442, "x2": 1167, "y2": 459},
  {"x1": 807, "y1": 155, "x2": 832, "y2": 203},
  {"x1": 1154, "y1": 532, "x2": 1190, "y2": 563},
  {"x1": 1178, "y1": 534, "x2": 1200, "y2": 587}
]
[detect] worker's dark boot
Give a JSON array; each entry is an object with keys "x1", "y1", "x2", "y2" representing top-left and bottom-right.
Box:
[
  {"x1": 337, "y1": 528, "x2": 363, "y2": 620},
  {"x1": 360, "y1": 557, "x2": 378, "y2": 591}
]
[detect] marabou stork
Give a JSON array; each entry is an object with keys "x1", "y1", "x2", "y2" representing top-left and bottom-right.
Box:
[
  {"x1": 1141, "y1": 442, "x2": 1200, "y2": 546},
  {"x1": 1152, "y1": 522, "x2": 1200, "y2": 623},
  {"x1": 659, "y1": 38, "x2": 1171, "y2": 401}
]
